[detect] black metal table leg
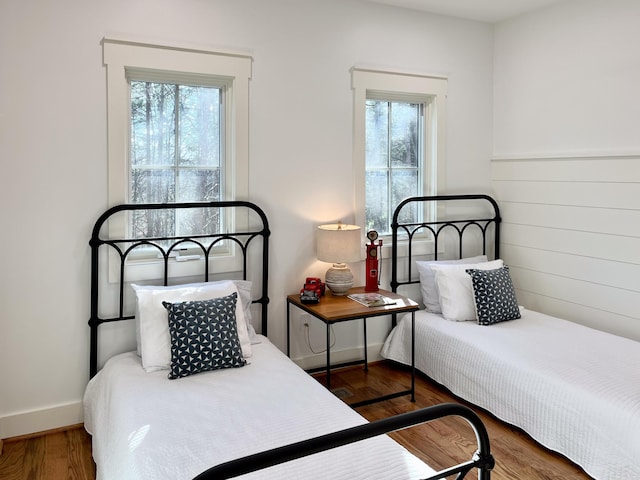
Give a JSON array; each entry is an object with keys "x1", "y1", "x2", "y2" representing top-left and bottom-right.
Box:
[
  {"x1": 326, "y1": 322, "x2": 331, "y2": 389},
  {"x1": 363, "y1": 317, "x2": 368, "y2": 372},
  {"x1": 286, "y1": 300, "x2": 291, "y2": 357}
]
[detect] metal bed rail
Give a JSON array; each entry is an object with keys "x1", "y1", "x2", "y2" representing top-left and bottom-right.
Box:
[{"x1": 194, "y1": 403, "x2": 494, "y2": 480}]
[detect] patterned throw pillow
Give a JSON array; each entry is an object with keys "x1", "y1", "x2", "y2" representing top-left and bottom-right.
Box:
[
  {"x1": 466, "y1": 266, "x2": 521, "y2": 326},
  {"x1": 162, "y1": 293, "x2": 246, "y2": 379}
]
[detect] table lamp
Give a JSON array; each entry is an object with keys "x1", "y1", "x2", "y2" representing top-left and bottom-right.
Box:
[{"x1": 317, "y1": 222, "x2": 361, "y2": 295}]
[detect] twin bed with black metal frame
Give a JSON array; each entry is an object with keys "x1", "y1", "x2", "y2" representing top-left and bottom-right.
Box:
[
  {"x1": 382, "y1": 194, "x2": 640, "y2": 480},
  {"x1": 83, "y1": 200, "x2": 494, "y2": 480}
]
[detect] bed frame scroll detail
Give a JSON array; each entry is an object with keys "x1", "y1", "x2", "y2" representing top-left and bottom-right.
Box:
[
  {"x1": 88, "y1": 201, "x2": 270, "y2": 378},
  {"x1": 390, "y1": 194, "x2": 501, "y2": 295}
]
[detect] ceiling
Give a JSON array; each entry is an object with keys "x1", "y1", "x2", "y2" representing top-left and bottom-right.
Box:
[{"x1": 362, "y1": 0, "x2": 564, "y2": 23}]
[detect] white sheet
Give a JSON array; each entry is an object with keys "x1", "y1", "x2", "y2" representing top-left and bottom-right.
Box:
[
  {"x1": 381, "y1": 308, "x2": 640, "y2": 480},
  {"x1": 84, "y1": 336, "x2": 435, "y2": 480}
]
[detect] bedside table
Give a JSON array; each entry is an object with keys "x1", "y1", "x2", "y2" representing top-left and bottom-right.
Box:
[{"x1": 287, "y1": 286, "x2": 418, "y2": 407}]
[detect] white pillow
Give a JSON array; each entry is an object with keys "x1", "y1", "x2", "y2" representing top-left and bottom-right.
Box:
[
  {"x1": 416, "y1": 255, "x2": 487, "y2": 313},
  {"x1": 132, "y1": 280, "x2": 252, "y2": 373},
  {"x1": 430, "y1": 259, "x2": 504, "y2": 321},
  {"x1": 232, "y1": 280, "x2": 257, "y2": 340},
  {"x1": 134, "y1": 280, "x2": 255, "y2": 355}
]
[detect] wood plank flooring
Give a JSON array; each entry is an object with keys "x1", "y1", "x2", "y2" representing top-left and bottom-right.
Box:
[
  {"x1": 0, "y1": 426, "x2": 94, "y2": 480},
  {"x1": 0, "y1": 361, "x2": 593, "y2": 479},
  {"x1": 315, "y1": 361, "x2": 593, "y2": 480}
]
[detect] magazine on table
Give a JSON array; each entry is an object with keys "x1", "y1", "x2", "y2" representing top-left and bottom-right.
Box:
[{"x1": 347, "y1": 292, "x2": 397, "y2": 307}]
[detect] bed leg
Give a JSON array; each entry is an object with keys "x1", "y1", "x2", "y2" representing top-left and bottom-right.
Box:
[{"x1": 474, "y1": 448, "x2": 496, "y2": 479}]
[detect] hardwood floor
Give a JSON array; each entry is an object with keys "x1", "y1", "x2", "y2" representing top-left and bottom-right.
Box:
[
  {"x1": 0, "y1": 426, "x2": 94, "y2": 480},
  {"x1": 315, "y1": 361, "x2": 593, "y2": 480},
  {"x1": 0, "y1": 361, "x2": 592, "y2": 479}
]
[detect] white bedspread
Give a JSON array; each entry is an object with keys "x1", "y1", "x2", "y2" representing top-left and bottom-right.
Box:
[
  {"x1": 381, "y1": 308, "x2": 640, "y2": 480},
  {"x1": 84, "y1": 336, "x2": 435, "y2": 480}
]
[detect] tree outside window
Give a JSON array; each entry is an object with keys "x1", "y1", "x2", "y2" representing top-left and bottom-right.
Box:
[
  {"x1": 129, "y1": 81, "x2": 222, "y2": 239},
  {"x1": 365, "y1": 99, "x2": 422, "y2": 235}
]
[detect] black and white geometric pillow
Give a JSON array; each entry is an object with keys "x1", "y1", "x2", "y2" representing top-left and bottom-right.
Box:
[
  {"x1": 162, "y1": 293, "x2": 246, "y2": 379},
  {"x1": 466, "y1": 266, "x2": 521, "y2": 326}
]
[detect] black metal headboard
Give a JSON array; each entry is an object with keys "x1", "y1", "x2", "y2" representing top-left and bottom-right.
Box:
[
  {"x1": 88, "y1": 201, "x2": 270, "y2": 377},
  {"x1": 390, "y1": 194, "x2": 501, "y2": 294}
]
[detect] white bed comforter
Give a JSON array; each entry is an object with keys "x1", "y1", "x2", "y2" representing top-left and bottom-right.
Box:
[
  {"x1": 84, "y1": 336, "x2": 435, "y2": 480},
  {"x1": 381, "y1": 308, "x2": 640, "y2": 480}
]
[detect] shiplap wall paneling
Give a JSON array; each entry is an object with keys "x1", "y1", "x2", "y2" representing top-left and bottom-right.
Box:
[
  {"x1": 491, "y1": 156, "x2": 640, "y2": 341},
  {"x1": 492, "y1": 157, "x2": 640, "y2": 183},
  {"x1": 514, "y1": 289, "x2": 638, "y2": 340}
]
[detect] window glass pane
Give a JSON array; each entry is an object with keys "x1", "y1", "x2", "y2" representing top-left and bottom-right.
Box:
[
  {"x1": 129, "y1": 80, "x2": 224, "y2": 240},
  {"x1": 365, "y1": 99, "x2": 422, "y2": 235},
  {"x1": 130, "y1": 82, "x2": 176, "y2": 167},
  {"x1": 365, "y1": 100, "x2": 388, "y2": 169},
  {"x1": 175, "y1": 169, "x2": 221, "y2": 236},
  {"x1": 390, "y1": 103, "x2": 419, "y2": 168},
  {"x1": 131, "y1": 209, "x2": 176, "y2": 239},
  {"x1": 131, "y1": 169, "x2": 175, "y2": 204},
  {"x1": 178, "y1": 85, "x2": 221, "y2": 167},
  {"x1": 176, "y1": 207, "x2": 220, "y2": 237},
  {"x1": 391, "y1": 169, "x2": 418, "y2": 224},
  {"x1": 177, "y1": 169, "x2": 220, "y2": 202},
  {"x1": 365, "y1": 170, "x2": 389, "y2": 232}
]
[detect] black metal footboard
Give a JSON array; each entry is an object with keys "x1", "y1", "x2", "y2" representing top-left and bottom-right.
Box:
[{"x1": 193, "y1": 403, "x2": 494, "y2": 480}]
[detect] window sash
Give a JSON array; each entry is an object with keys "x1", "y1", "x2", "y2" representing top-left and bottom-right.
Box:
[
  {"x1": 365, "y1": 99, "x2": 424, "y2": 235},
  {"x1": 128, "y1": 80, "x2": 224, "y2": 235}
]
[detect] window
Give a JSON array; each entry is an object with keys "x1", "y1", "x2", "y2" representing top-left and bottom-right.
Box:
[
  {"x1": 128, "y1": 78, "x2": 224, "y2": 239},
  {"x1": 103, "y1": 38, "x2": 251, "y2": 280},
  {"x1": 365, "y1": 98, "x2": 423, "y2": 234},
  {"x1": 352, "y1": 68, "x2": 447, "y2": 237}
]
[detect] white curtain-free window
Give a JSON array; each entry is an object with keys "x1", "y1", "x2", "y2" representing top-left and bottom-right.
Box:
[
  {"x1": 103, "y1": 38, "x2": 251, "y2": 280},
  {"x1": 352, "y1": 67, "x2": 447, "y2": 238}
]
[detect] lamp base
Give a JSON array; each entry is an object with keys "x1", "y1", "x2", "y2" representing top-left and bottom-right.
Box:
[{"x1": 324, "y1": 263, "x2": 354, "y2": 295}]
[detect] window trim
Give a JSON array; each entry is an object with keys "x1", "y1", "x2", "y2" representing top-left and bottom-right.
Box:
[
  {"x1": 103, "y1": 37, "x2": 252, "y2": 281},
  {"x1": 351, "y1": 67, "x2": 447, "y2": 248}
]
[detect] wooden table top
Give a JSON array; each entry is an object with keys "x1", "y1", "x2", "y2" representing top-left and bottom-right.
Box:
[{"x1": 287, "y1": 286, "x2": 419, "y2": 323}]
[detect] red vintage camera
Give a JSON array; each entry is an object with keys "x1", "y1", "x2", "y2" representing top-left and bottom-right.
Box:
[{"x1": 300, "y1": 277, "x2": 326, "y2": 304}]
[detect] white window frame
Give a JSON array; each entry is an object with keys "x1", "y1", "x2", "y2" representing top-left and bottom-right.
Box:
[
  {"x1": 103, "y1": 37, "x2": 252, "y2": 281},
  {"x1": 351, "y1": 67, "x2": 447, "y2": 257}
]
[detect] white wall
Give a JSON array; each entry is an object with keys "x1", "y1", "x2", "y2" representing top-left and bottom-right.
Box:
[
  {"x1": 493, "y1": 0, "x2": 640, "y2": 340},
  {"x1": 0, "y1": 0, "x2": 494, "y2": 437}
]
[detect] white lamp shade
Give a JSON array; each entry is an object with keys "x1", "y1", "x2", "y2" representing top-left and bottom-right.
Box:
[{"x1": 317, "y1": 223, "x2": 361, "y2": 264}]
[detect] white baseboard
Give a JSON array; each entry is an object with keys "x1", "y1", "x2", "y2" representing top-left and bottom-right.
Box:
[
  {"x1": 291, "y1": 343, "x2": 384, "y2": 371},
  {"x1": 0, "y1": 401, "x2": 83, "y2": 440}
]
